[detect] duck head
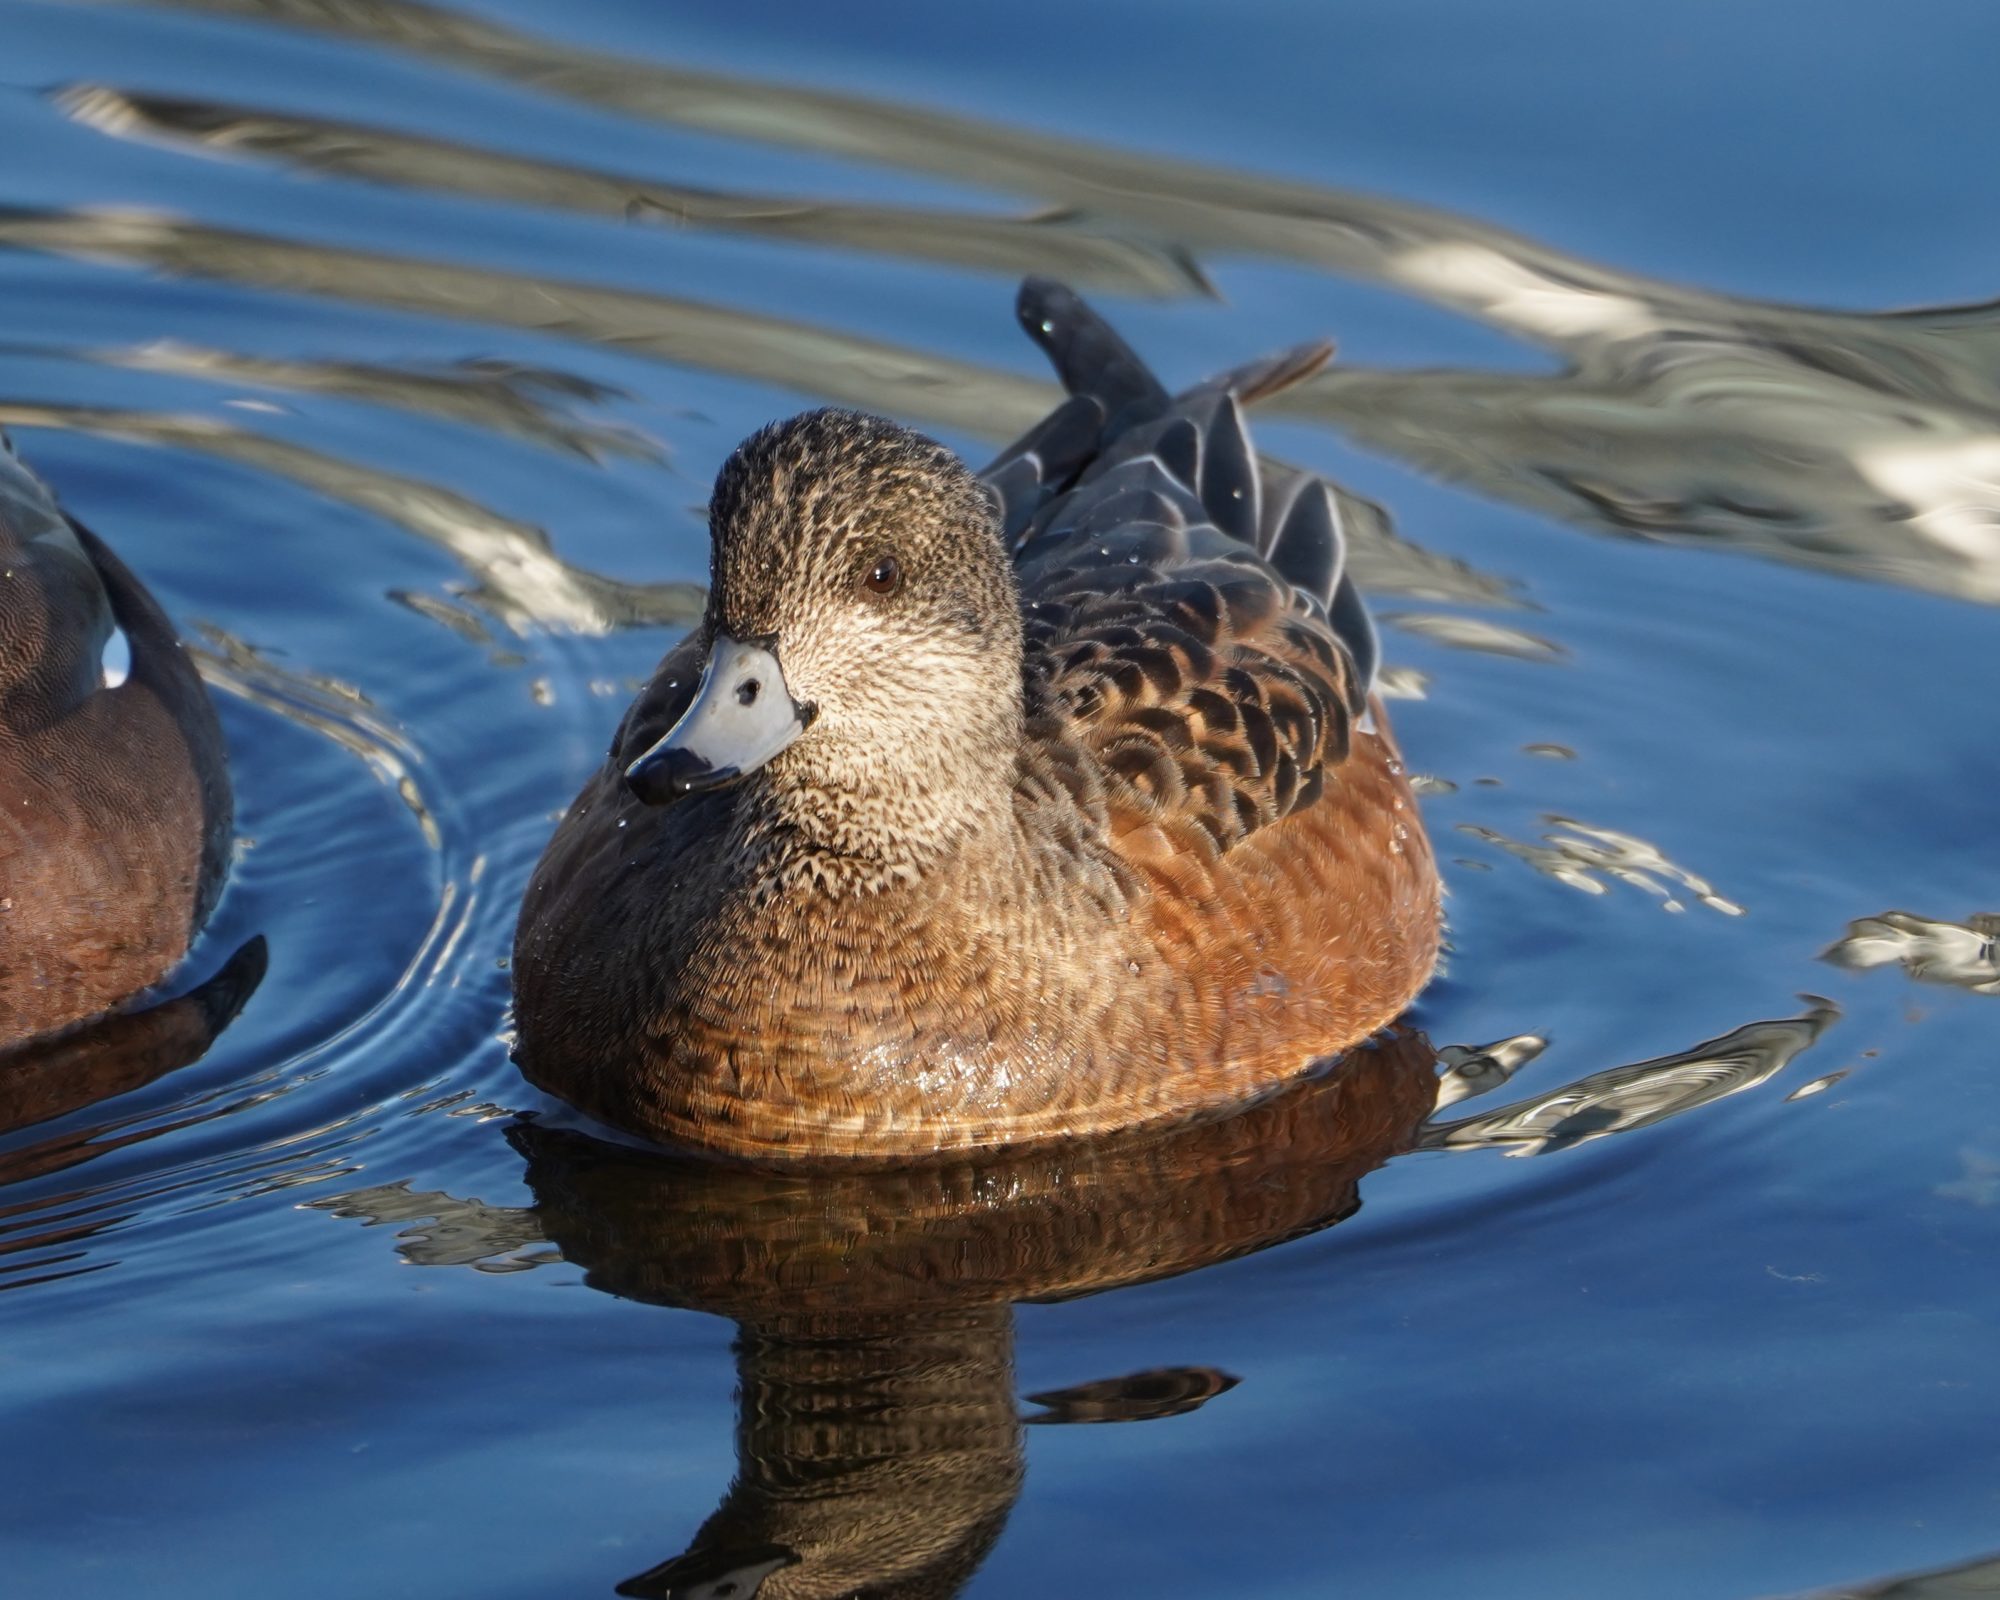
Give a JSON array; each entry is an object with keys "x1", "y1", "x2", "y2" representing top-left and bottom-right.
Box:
[{"x1": 625, "y1": 410, "x2": 1025, "y2": 866}]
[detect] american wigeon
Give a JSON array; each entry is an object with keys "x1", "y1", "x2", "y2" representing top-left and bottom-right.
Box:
[
  {"x1": 0, "y1": 436, "x2": 231, "y2": 1047},
  {"x1": 513, "y1": 279, "x2": 1440, "y2": 1161}
]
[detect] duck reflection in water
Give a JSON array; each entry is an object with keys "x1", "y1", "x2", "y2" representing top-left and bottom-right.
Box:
[
  {"x1": 502, "y1": 1031, "x2": 1437, "y2": 1599},
  {"x1": 0, "y1": 936, "x2": 265, "y2": 1192},
  {"x1": 311, "y1": 993, "x2": 1842, "y2": 1597}
]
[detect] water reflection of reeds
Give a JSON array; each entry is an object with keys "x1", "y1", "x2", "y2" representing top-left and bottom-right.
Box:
[
  {"x1": 1422, "y1": 1001, "x2": 1836, "y2": 1155},
  {"x1": 59, "y1": 86, "x2": 1216, "y2": 302},
  {"x1": 54, "y1": 0, "x2": 2000, "y2": 610},
  {"x1": 0, "y1": 217, "x2": 1512, "y2": 634},
  {"x1": 0, "y1": 398, "x2": 702, "y2": 635},
  {"x1": 1822, "y1": 911, "x2": 2000, "y2": 996}
]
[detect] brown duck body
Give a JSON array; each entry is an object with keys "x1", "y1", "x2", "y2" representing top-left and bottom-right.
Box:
[
  {"x1": 0, "y1": 438, "x2": 231, "y2": 1046},
  {"x1": 513, "y1": 281, "x2": 1439, "y2": 1161}
]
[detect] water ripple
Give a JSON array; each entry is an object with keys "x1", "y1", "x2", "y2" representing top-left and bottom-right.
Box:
[
  {"x1": 0, "y1": 399, "x2": 702, "y2": 634},
  {"x1": 1456, "y1": 814, "x2": 1745, "y2": 914},
  {"x1": 56, "y1": 83, "x2": 1216, "y2": 302},
  {"x1": 1423, "y1": 1000, "x2": 1837, "y2": 1155},
  {"x1": 89, "y1": 0, "x2": 2000, "y2": 606}
]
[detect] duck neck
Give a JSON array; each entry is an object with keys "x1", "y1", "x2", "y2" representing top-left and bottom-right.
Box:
[{"x1": 748, "y1": 700, "x2": 1029, "y2": 899}]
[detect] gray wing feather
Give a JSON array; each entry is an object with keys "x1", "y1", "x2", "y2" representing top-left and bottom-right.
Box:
[{"x1": 987, "y1": 279, "x2": 1373, "y2": 699}]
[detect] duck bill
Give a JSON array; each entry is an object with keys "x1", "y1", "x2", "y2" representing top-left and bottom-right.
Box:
[{"x1": 624, "y1": 633, "x2": 810, "y2": 804}]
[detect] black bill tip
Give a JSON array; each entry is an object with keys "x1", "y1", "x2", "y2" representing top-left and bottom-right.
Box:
[{"x1": 623, "y1": 745, "x2": 739, "y2": 805}]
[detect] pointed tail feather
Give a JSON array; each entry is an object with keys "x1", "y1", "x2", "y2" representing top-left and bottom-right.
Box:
[{"x1": 1016, "y1": 276, "x2": 1170, "y2": 428}]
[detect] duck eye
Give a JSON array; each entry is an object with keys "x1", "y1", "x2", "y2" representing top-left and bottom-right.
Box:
[{"x1": 862, "y1": 556, "x2": 902, "y2": 597}]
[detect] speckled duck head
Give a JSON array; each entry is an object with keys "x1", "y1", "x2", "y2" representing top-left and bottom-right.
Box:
[{"x1": 625, "y1": 409, "x2": 1026, "y2": 871}]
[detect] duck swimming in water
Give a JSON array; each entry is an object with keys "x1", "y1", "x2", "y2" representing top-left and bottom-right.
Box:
[
  {"x1": 512, "y1": 279, "x2": 1440, "y2": 1162},
  {"x1": 0, "y1": 436, "x2": 231, "y2": 1047}
]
